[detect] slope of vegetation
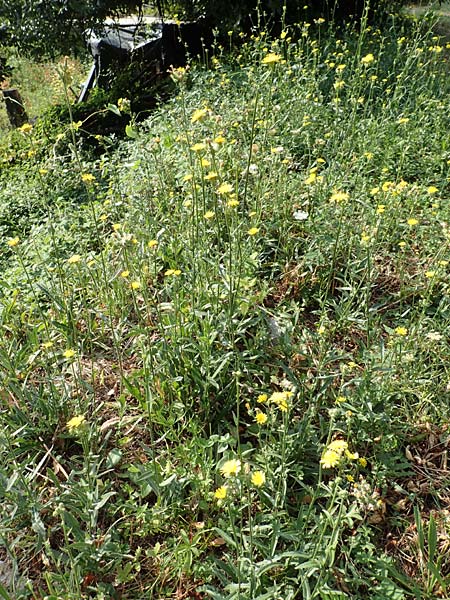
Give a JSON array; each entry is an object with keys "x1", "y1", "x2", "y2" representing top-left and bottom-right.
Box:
[{"x1": 0, "y1": 9, "x2": 450, "y2": 599}]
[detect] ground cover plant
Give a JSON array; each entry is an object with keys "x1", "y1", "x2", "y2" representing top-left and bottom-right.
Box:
[{"x1": 0, "y1": 4, "x2": 450, "y2": 599}]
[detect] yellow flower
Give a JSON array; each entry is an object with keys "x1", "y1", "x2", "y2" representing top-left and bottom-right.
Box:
[
  {"x1": 7, "y1": 237, "x2": 20, "y2": 247},
  {"x1": 67, "y1": 254, "x2": 81, "y2": 264},
  {"x1": 425, "y1": 271, "x2": 435, "y2": 279},
  {"x1": 67, "y1": 414, "x2": 86, "y2": 432},
  {"x1": 227, "y1": 199, "x2": 239, "y2": 208},
  {"x1": 257, "y1": 393, "x2": 268, "y2": 404},
  {"x1": 358, "y1": 457, "x2": 367, "y2": 467},
  {"x1": 148, "y1": 239, "x2": 158, "y2": 248},
  {"x1": 329, "y1": 191, "x2": 349, "y2": 203},
  {"x1": 335, "y1": 396, "x2": 346, "y2": 404},
  {"x1": 18, "y1": 123, "x2": 33, "y2": 134},
  {"x1": 165, "y1": 269, "x2": 182, "y2": 277},
  {"x1": 370, "y1": 187, "x2": 380, "y2": 196},
  {"x1": 269, "y1": 390, "x2": 292, "y2": 412},
  {"x1": 191, "y1": 142, "x2": 206, "y2": 152},
  {"x1": 397, "y1": 117, "x2": 410, "y2": 124},
  {"x1": 394, "y1": 326, "x2": 408, "y2": 336},
  {"x1": 220, "y1": 459, "x2": 241, "y2": 478},
  {"x1": 130, "y1": 281, "x2": 141, "y2": 290},
  {"x1": 204, "y1": 211, "x2": 215, "y2": 220},
  {"x1": 112, "y1": 223, "x2": 122, "y2": 232},
  {"x1": 63, "y1": 349, "x2": 76, "y2": 359},
  {"x1": 204, "y1": 171, "x2": 218, "y2": 181},
  {"x1": 320, "y1": 449, "x2": 341, "y2": 469},
  {"x1": 361, "y1": 53, "x2": 375, "y2": 64},
  {"x1": 427, "y1": 186, "x2": 438, "y2": 194},
  {"x1": 213, "y1": 135, "x2": 226, "y2": 144},
  {"x1": 39, "y1": 168, "x2": 48, "y2": 175},
  {"x1": 217, "y1": 182, "x2": 233, "y2": 195},
  {"x1": 117, "y1": 97, "x2": 131, "y2": 113},
  {"x1": 255, "y1": 412, "x2": 268, "y2": 425},
  {"x1": 191, "y1": 108, "x2": 208, "y2": 123},
  {"x1": 304, "y1": 172, "x2": 317, "y2": 185},
  {"x1": 345, "y1": 449, "x2": 359, "y2": 460},
  {"x1": 81, "y1": 173, "x2": 96, "y2": 183},
  {"x1": 120, "y1": 270, "x2": 130, "y2": 278},
  {"x1": 407, "y1": 218, "x2": 419, "y2": 226},
  {"x1": 262, "y1": 52, "x2": 281, "y2": 65},
  {"x1": 251, "y1": 470, "x2": 266, "y2": 487},
  {"x1": 214, "y1": 486, "x2": 228, "y2": 500},
  {"x1": 41, "y1": 341, "x2": 54, "y2": 349},
  {"x1": 382, "y1": 181, "x2": 394, "y2": 192},
  {"x1": 376, "y1": 204, "x2": 385, "y2": 214},
  {"x1": 328, "y1": 440, "x2": 348, "y2": 453},
  {"x1": 247, "y1": 227, "x2": 259, "y2": 236}
]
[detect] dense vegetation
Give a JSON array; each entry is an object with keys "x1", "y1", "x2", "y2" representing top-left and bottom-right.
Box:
[{"x1": 0, "y1": 5, "x2": 450, "y2": 599}]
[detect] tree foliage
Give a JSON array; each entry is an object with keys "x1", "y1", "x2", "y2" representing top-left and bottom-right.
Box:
[
  {"x1": 0, "y1": 0, "x2": 409, "y2": 59},
  {"x1": 0, "y1": 0, "x2": 143, "y2": 57}
]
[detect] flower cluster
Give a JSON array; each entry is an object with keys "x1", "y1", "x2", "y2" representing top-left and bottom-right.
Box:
[{"x1": 320, "y1": 439, "x2": 359, "y2": 469}]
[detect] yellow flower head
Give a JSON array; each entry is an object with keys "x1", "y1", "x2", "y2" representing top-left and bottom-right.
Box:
[
  {"x1": 320, "y1": 449, "x2": 341, "y2": 469},
  {"x1": 67, "y1": 414, "x2": 86, "y2": 432},
  {"x1": 361, "y1": 53, "x2": 375, "y2": 65},
  {"x1": 148, "y1": 239, "x2": 158, "y2": 248},
  {"x1": 204, "y1": 171, "x2": 218, "y2": 181},
  {"x1": 217, "y1": 182, "x2": 233, "y2": 195},
  {"x1": 269, "y1": 390, "x2": 292, "y2": 412},
  {"x1": 329, "y1": 191, "x2": 349, "y2": 203},
  {"x1": 407, "y1": 218, "x2": 418, "y2": 226},
  {"x1": 247, "y1": 227, "x2": 260, "y2": 236},
  {"x1": 204, "y1": 211, "x2": 215, "y2": 220},
  {"x1": 328, "y1": 440, "x2": 348, "y2": 453},
  {"x1": 117, "y1": 97, "x2": 131, "y2": 113},
  {"x1": 427, "y1": 186, "x2": 438, "y2": 194},
  {"x1": 220, "y1": 459, "x2": 241, "y2": 478},
  {"x1": 251, "y1": 470, "x2": 266, "y2": 487},
  {"x1": 394, "y1": 326, "x2": 408, "y2": 337},
  {"x1": 214, "y1": 485, "x2": 228, "y2": 500},
  {"x1": 255, "y1": 412, "x2": 268, "y2": 425},
  {"x1": 67, "y1": 254, "x2": 81, "y2": 264},
  {"x1": 191, "y1": 108, "x2": 208, "y2": 123},
  {"x1": 191, "y1": 142, "x2": 206, "y2": 152},
  {"x1": 7, "y1": 237, "x2": 20, "y2": 248},
  {"x1": 81, "y1": 173, "x2": 96, "y2": 183},
  {"x1": 63, "y1": 349, "x2": 76, "y2": 359},
  {"x1": 262, "y1": 52, "x2": 281, "y2": 65},
  {"x1": 18, "y1": 123, "x2": 33, "y2": 134},
  {"x1": 257, "y1": 393, "x2": 268, "y2": 404},
  {"x1": 130, "y1": 281, "x2": 141, "y2": 290}
]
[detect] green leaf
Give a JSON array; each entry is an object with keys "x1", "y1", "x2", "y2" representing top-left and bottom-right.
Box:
[
  {"x1": 107, "y1": 103, "x2": 121, "y2": 116},
  {"x1": 125, "y1": 124, "x2": 138, "y2": 139}
]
